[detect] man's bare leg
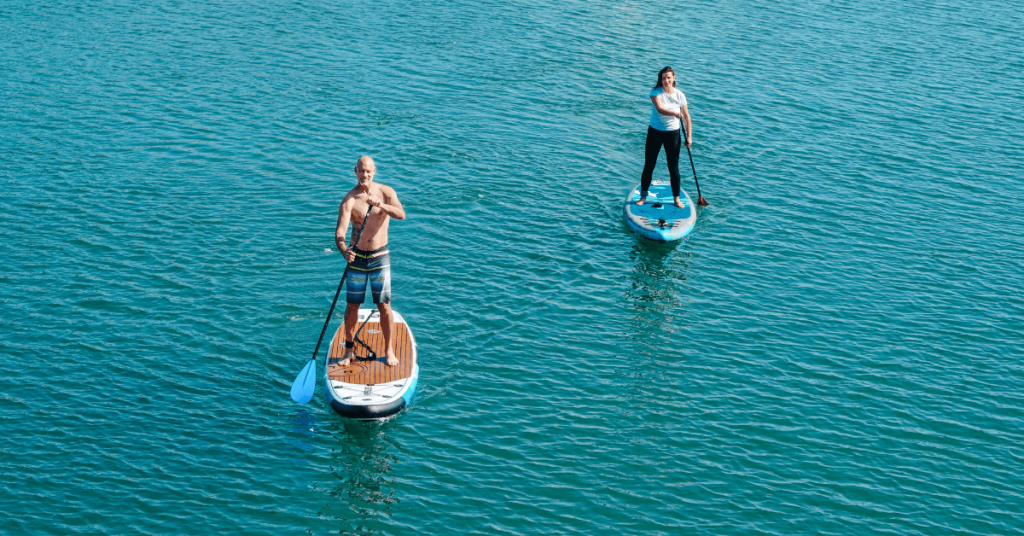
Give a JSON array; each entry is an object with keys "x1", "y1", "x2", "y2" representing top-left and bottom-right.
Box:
[
  {"x1": 339, "y1": 303, "x2": 359, "y2": 366},
  {"x1": 377, "y1": 302, "x2": 398, "y2": 366}
]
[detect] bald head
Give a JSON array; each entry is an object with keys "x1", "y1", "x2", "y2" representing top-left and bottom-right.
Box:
[
  {"x1": 355, "y1": 156, "x2": 375, "y2": 171},
  {"x1": 354, "y1": 156, "x2": 376, "y2": 185}
]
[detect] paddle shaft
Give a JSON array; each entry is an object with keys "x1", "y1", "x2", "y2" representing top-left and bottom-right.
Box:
[
  {"x1": 680, "y1": 122, "x2": 706, "y2": 203},
  {"x1": 309, "y1": 205, "x2": 374, "y2": 362}
]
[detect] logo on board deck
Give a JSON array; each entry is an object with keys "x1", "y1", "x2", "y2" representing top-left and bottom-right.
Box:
[
  {"x1": 341, "y1": 363, "x2": 367, "y2": 374},
  {"x1": 364, "y1": 386, "x2": 372, "y2": 395}
]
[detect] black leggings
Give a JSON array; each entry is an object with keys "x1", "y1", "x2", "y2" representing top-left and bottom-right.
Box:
[{"x1": 640, "y1": 126, "x2": 681, "y2": 197}]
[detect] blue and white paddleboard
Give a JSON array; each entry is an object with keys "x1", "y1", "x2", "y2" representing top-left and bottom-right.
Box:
[
  {"x1": 622, "y1": 180, "x2": 697, "y2": 242},
  {"x1": 323, "y1": 308, "x2": 418, "y2": 420}
]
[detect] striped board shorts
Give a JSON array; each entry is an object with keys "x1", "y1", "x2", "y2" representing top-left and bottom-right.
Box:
[{"x1": 346, "y1": 245, "x2": 391, "y2": 305}]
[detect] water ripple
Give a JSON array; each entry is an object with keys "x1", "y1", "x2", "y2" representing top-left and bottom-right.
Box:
[{"x1": 2, "y1": 0, "x2": 1023, "y2": 534}]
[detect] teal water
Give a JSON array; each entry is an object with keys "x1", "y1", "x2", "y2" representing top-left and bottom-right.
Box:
[{"x1": 3, "y1": 0, "x2": 1023, "y2": 534}]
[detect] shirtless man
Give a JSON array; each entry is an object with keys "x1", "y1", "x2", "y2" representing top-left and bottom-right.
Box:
[{"x1": 335, "y1": 156, "x2": 406, "y2": 366}]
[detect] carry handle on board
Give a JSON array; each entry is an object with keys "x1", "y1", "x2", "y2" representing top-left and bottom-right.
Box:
[
  {"x1": 351, "y1": 309, "x2": 380, "y2": 361},
  {"x1": 290, "y1": 204, "x2": 373, "y2": 404}
]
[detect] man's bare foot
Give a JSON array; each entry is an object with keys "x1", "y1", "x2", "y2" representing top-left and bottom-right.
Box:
[
  {"x1": 338, "y1": 349, "x2": 355, "y2": 367},
  {"x1": 636, "y1": 196, "x2": 647, "y2": 205},
  {"x1": 674, "y1": 197, "x2": 684, "y2": 208},
  {"x1": 385, "y1": 349, "x2": 399, "y2": 367}
]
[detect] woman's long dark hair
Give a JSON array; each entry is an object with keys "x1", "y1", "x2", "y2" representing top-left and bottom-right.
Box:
[{"x1": 653, "y1": 66, "x2": 675, "y2": 89}]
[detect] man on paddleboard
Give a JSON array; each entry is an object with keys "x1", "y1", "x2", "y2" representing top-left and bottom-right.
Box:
[{"x1": 335, "y1": 156, "x2": 406, "y2": 367}]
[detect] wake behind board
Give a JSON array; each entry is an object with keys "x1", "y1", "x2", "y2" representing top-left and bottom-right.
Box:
[
  {"x1": 323, "y1": 308, "x2": 418, "y2": 420},
  {"x1": 622, "y1": 180, "x2": 697, "y2": 242}
]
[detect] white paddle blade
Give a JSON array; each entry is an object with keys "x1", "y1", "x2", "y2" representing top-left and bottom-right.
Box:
[{"x1": 290, "y1": 359, "x2": 317, "y2": 403}]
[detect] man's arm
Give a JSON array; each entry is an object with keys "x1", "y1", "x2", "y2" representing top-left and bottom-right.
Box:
[
  {"x1": 369, "y1": 187, "x2": 406, "y2": 220},
  {"x1": 335, "y1": 199, "x2": 356, "y2": 262}
]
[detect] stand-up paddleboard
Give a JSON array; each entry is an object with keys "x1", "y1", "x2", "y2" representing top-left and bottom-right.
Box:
[
  {"x1": 323, "y1": 308, "x2": 418, "y2": 420},
  {"x1": 622, "y1": 180, "x2": 697, "y2": 242}
]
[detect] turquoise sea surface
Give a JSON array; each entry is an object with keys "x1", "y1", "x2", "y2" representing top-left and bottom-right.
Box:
[{"x1": 2, "y1": 0, "x2": 1023, "y2": 534}]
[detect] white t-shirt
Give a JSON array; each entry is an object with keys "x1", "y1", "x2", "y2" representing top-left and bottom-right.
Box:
[{"x1": 649, "y1": 86, "x2": 688, "y2": 131}]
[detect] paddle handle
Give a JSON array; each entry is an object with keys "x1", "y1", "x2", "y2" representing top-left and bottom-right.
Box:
[
  {"x1": 680, "y1": 123, "x2": 704, "y2": 202},
  {"x1": 309, "y1": 205, "x2": 374, "y2": 361}
]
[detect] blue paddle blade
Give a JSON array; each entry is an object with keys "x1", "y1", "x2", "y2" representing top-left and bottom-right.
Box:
[{"x1": 290, "y1": 359, "x2": 317, "y2": 404}]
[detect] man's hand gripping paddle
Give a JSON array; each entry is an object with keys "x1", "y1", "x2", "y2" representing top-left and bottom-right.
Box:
[
  {"x1": 681, "y1": 123, "x2": 709, "y2": 206},
  {"x1": 290, "y1": 205, "x2": 373, "y2": 404}
]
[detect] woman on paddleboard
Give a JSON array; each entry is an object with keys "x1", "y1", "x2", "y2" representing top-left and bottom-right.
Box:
[{"x1": 637, "y1": 66, "x2": 692, "y2": 208}]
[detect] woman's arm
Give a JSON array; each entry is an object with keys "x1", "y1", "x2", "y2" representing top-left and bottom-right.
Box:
[
  {"x1": 679, "y1": 105, "x2": 692, "y2": 147},
  {"x1": 650, "y1": 95, "x2": 679, "y2": 117}
]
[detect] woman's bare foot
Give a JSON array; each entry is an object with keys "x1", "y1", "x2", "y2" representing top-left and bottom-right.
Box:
[
  {"x1": 636, "y1": 196, "x2": 647, "y2": 205},
  {"x1": 385, "y1": 350, "x2": 399, "y2": 367},
  {"x1": 338, "y1": 349, "x2": 355, "y2": 367},
  {"x1": 674, "y1": 197, "x2": 684, "y2": 208}
]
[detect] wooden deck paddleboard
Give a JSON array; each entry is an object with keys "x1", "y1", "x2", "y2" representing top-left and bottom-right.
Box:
[
  {"x1": 622, "y1": 180, "x2": 697, "y2": 242},
  {"x1": 322, "y1": 308, "x2": 418, "y2": 420}
]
